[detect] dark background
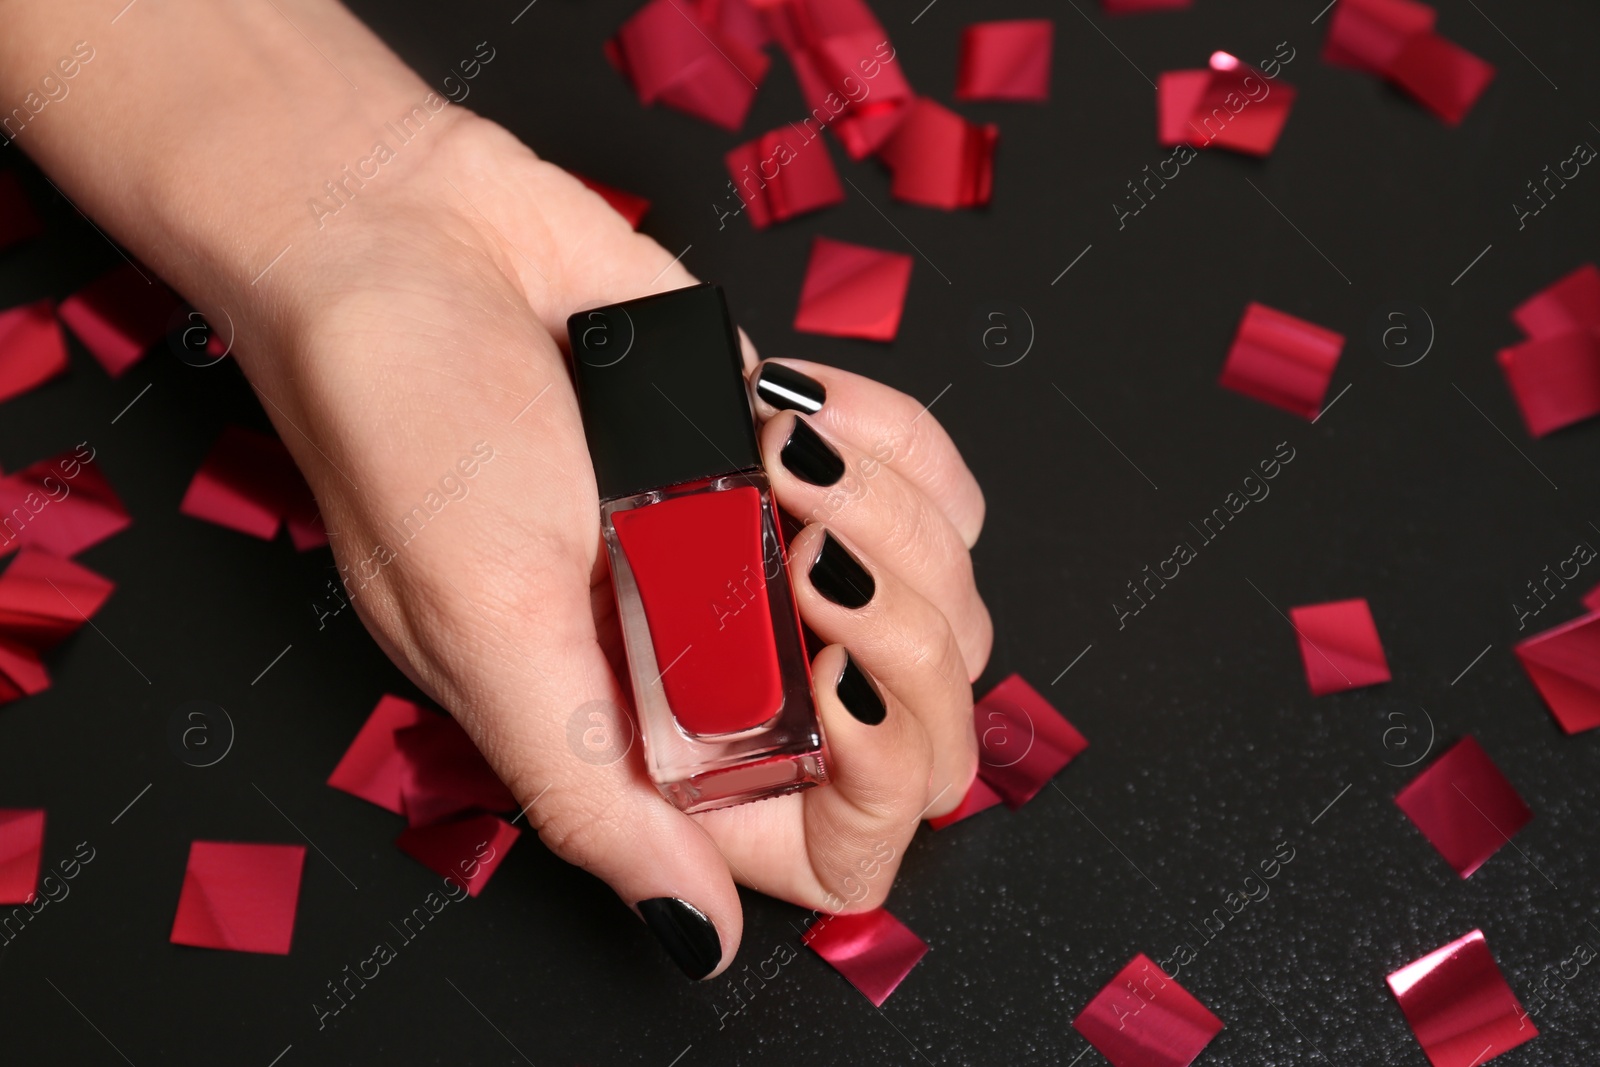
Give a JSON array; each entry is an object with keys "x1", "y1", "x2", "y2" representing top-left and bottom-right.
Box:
[{"x1": 3, "y1": 0, "x2": 1598, "y2": 1063}]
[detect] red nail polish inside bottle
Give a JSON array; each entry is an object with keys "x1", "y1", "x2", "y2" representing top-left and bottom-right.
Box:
[{"x1": 569, "y1": 285, "x2": 828, "y2": 813}]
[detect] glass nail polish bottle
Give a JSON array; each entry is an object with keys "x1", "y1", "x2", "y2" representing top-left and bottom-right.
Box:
[{"x1": 568, "y1": 285, "x2": 828, "y2": 813}]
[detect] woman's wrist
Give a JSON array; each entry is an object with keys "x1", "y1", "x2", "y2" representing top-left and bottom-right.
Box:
[{"x1": 0, "y1": 0, "x2": 465, "y2": 367}]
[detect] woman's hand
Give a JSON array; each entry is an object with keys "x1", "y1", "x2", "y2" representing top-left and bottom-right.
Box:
[
  {"x1": 265, "y1": 112, "x2": 991, "y2": 976},
  {"x1": 0, "y1": 0, "x2": 991, "y2": 979}
]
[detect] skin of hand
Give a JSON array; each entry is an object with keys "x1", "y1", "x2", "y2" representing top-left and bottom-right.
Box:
[{"x1": 0, "y1": 0, "x2": 991, "y2": 978}]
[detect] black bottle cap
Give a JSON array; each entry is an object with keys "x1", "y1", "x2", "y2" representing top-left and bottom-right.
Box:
[{"x1": 568, "y1": 284, "x2": 761, "y2": 502}]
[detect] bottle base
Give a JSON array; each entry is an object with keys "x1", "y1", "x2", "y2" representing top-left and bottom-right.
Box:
[{"x1": 660, "y1": 750, "x2": 829, "y2": 814}]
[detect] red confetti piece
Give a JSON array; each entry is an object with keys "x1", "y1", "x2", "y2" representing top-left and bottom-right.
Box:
[
  {"x1": 327, "y1": 694, "x2": 442, "y2": 815},
  {"x1": 725, "y1": 125, "x2": 845, "y2": 229},
  {"x1": 974, "y1": 673, "x2": 1088, "y2": 809},
  {"x1": 395, "y1": 813, "x2": 520, "y2": 897},
  {"x1": 1387, "y1": 929, "x2": 1537, "y2": 1067},
  {"x1": 0, "y1": 300, "x2": 67, "y2": 404},
  {"x1": 1583, "y1": 583, "x2": 1600, "y2": 613},
  {"x1": 1218, "y1": 302, "x2": 1344, "y2": 420},
  {"x1": 1322, "y1": 0, "x2": 1494, "y2": 125},
  {"x1": 179, "y1": 425, "x2": 325, "y2": 550},
  {"x1": 0, "y1": 637, "x2": 48, "y2": 704},
  {"x1": 0, "y1": 172, "x2": 44, "y2": 252},
  {"x1": 1102, "y1": 0, "x2": 1191, "y2": 12},
  {"x1": 1322, "y1": 0, "x2": 1436, "y2": 74},
  {"x1": 606, "y1": 0, "x2": 770, "y2": 132},
  {"x1": 955, "y1": 20, "x2": 1053, "y2": 103},
  {"x1": 1288, "y1": 598, "x2": 1391, "y2": 696},
  {"x1": 1495, "y1": 330, "x2": 1600, "y2": 437},
  {"x1": 57, "y1": 264, "x2": 181, "y2": 379},
  {"x1": 699, "y1": 0, "x2": 769, "y2": 52},
  {"x1": 169, "y1": 841, "x2": 307, "y2": 955},
  {"x1": 0, "y1": 549, "x2": 115, "y2": 648},
  {"x1": 792, "y1": 236, "x2": 913, "y2": 342},
  {"x1": 574, "y1": 173, "x2": 651, "y2": 230},
  {"x1": 1386, "y1": 32, "x2": 1495, "y2": 127},
  {"x1": 1513, "y1": 610, "x2": 1600, "y2": 734},
  {"x1": 764, "y1": 0, "x2": 914, "y2": 161},
  {"x1": 1157, "y1": 52, "x2": 1297, "y2": 157},
  {"x1": 1074, "y1": 953, "x2": 1224, "y2": 1067},
  {"x1": 0, "y1": 446, "x2": 132, "y2": 560},
  {"x1": 876, "y1": 97, "x2": 997, "y2": 210},
  {"x1": 396, "y1": 716, "x2": 517, "y2": 828},
  {"x1": 802, "y1": 907, "x2": 927, "y2": 1006},
  {"x1": 1512, "y1": 263, "x2": 1600, "y2": 339},
  {"x1": 1395, "y1": 737, "x2": 1531, "y2": 877},
  {"x1": 927, "y1": 775, "x2": 1003, "y2": 830},
  {"x1": 0, "y1": 809, "x2": 45, "y2": 905}
]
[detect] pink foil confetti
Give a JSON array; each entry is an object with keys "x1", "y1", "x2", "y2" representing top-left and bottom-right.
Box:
[
  {"x1": 0, "y1": 445, "x2": 132, "y2": 560},
  {"x1": 955, "y1": 20, "x2": 1053, "y2": 103},
  {"x1": 762, "y1": 0, "x2": 914, "y2": 161},
  {"x1": 792, "y1": 236, "x2": 913, "y2": 342},
  {"x1": 0, "y1": 300, "x2": 68, "y2": 405},
  {"x1": 974, "y1": 673, "x2": 1089, "y2": 809},
  {"x1": 606, "y1": 0, "x2": 770, "y2": 131},
  {"x1": 724, "y1": 124, "x2": 845, "y2": 229},
  {"x1": 395, "y1": 813, "x2": 520, "y2": 897},
  {"x1": 802, "y1": 907, "x2": 927, "y2": 1006},
  {"x1": 927, "y1": 775, "x2": 1003, "y2": 830},
  {"x1": 169, "y1": 841, "x2": 307, "y2": 955},
  {"x1": 179, "y1": 425, "x2": 325, "y2": 550},
  {"x1": 1074, "y1": 953, "x2": 1224, "y2": 1067},
  {"x1": 1495, "y1": 330, "x2": 1600, "y2": 437},
  {"x1": 876, "y1": 97, "x2": 997, "y2": 210},
  {"x1": 0, "y1": 548, "x2": 115, "y2": 648},
  {"x1": 1386, "y1": 929, "x2": 1537, "y2": 1067},
  {"x1": 1157, "y1": 52, "x2": 1297, "y2": 156},
  {"x1": 1322, "y1": 0, "x2": 1437, "y2": 74},
  {"x1": 395, "y1": 716, "x2": 517, "y2": 828},
  {"x1": 57, "y1": 264, "x2": 181, "y2": 378},
  {"x1": 1322, "y1": 0, "x2": 1494, "y2": 125},
  {"x1": 1219, "y1": 302, "x2": 1345, "y2": 420},
  {"x1": 1288, "y1": 597, "x2": 1391, "y2": 696},
  {"x1": 327, "y1": 694, "x2": 442, "y2": 815},
  {"x1": 1386, "y1": 32, "x2": 1496, "y2": 127},
  {"x1": 1394, "y1": 737, "x2": 1532, "y2": 878},
  {"x1": 1512, "y1": 263, "x2": 1600, "y2": 340},
  {"x1": 574, "y1": 173, "x2": 651, "y2": 230},
  {"x1": 0, "y1": 808, "x2": 45, "y2": 904},
  {"x1": 1513, "y1": 610, "x2": 1600, "y2": 734}
]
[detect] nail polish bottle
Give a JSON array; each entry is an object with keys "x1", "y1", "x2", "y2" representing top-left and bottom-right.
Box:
[{"x1": 568, "y1": 285, "x2": 828, "y2": 813}]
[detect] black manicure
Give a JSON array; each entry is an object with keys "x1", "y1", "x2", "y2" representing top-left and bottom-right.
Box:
[
  {"x1": 755, "y1": 363, "x2": 826, "y2": 415},
  {"x1": 781, "y1": 417, "x2": 845, "y2": 487},
  {"x1": 638, "y1": 897, "x2": 722, "y2": 980},
  {"x1": 836, "y1": 653, "x2": 886, "y2": 725},
  {"x1": 809, "y1": 531, "x2": 875, "y2": 608}
]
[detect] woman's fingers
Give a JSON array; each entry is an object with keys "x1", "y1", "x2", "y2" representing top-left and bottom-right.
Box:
[
  {"x1": 388, "y1": 546, "x2": 747, "y2": 980},
  {"x1": 750, "y1": 359, "x2": 985, "y2": 549},
  {"x1": 791, "y1": 524, "x2": 977, "y2": 818},
  {"x1": 799, "y1": 643, "x2": 933, "y2": 911},
  {"x1": 761, "y1": 411, "x2": 993, "y2": 681}
]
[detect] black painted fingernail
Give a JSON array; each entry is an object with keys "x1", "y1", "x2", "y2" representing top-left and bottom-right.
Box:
[
  {"x1": 638, "y1": 897, "x2": 721, "y2": 980},
  {"x1": 836, "y1": 653, "x2": 886, "y2": 725},
  {"x1": 755, "y1": 363, "x2": 826, "y2": 414},
  {"x1": 782, "y1": 416, "x2": 844, "y2": 487},
  {"x1": 810, "y1": 531, "x2": 874, "y2": 608}
]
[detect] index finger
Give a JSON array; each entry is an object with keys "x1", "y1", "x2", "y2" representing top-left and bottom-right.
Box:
[{"x1": 750, "y1": 358, "x2": 986, "y2": 548}]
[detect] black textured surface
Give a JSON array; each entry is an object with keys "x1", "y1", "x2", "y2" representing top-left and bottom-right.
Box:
[{"x1": 3, "y1": 0, "x2": 1599, "y2": 1064}]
